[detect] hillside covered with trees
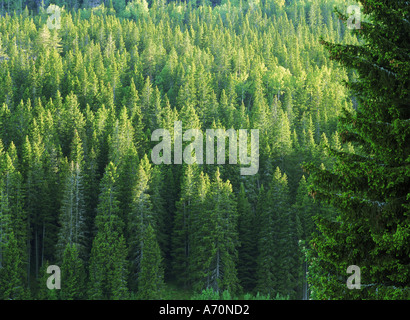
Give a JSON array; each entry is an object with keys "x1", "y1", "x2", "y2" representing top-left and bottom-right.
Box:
[{"x1": 0, "y1": 0, "x2": 408, "y2": 300}]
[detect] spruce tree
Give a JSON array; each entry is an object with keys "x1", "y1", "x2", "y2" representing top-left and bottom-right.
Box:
[
  {"x1": 56, "y1": 131, "x2": 87, "y2": 262},
  {"x1": 88, "y1": 218, "x2": 129, "y2": 300},
  {"x1": 0, "y1": 232, "x2": 26, "y2": 300},
  {"x1": 0, "y1": 144, "x2": 27, "y2": 289},
  {"x1": 187, "y1": 170, "x2": 211, "y2": 291},
  {"x1": 192, "y1": 169, "x2": 239, "y2": 294},
  {"x1": 60, "y1": 243, "x2": 85, "y2": 300},
  {"x1": 237, "y1": 182, "x2": 257, "y2": 292},
  {"x1": 137, "y1": 224, "x2": 165, "y2": 300},
  {"x1": 171, "y1": 163, "x2": 200, "y2": 288},
  {"x1": 256, "y1": 167, "x2": 293, "y2": 297},
  {"x1": 88, "y1": 162, "x2": 129, "y2": 300},
  {"x1": 149, "y1": 166, "x2": 168, "y2": 266},
  {"x1": 128, "y1": 154, "x2": 154, "y2": 291},
  {"x1": 305, "y1": 0, "x2": 410, "y2": 299}
]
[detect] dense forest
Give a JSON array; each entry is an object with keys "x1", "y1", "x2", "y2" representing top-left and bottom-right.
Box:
[{"x1": 0, "y1": 0, "x2": 408, "y2": 300}]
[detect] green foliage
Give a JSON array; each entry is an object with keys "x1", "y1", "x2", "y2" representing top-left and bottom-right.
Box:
[
  {"x1": 0, "y1": 0, "x2": 387, "y2": 300},
  {"x1": 237, "y1": 182, "x2": 257, "y2": 292},
  {"x1": 137, "y1": 224, "x2": 165, "y2": 300},
  {"x1": 191, "y1": 287, "x2": 221, "y2": 300},
  {"x1": 0, "y1": 232, "x2": 27, "y2": 300},
  {"x1": 36, "y1": 261, "x2": 59, "y2": 300},
  {"x1": 191, "y1": 288, "x2": 289, "y2": 300},
  {"x1": 88, "y1": 162, "x2": 129, "y2": 300},
  {"x1": 256, "y1": 167, "x2": 300, "y2": 298},
  {"x1": 60, "y1": 243, "x2": 85, "y2": 300},
  {"x1": 305, "y1": 0, "x2": 410, "y2": 300},
  {"x1": 88, "y1": 218, "x2": 129, "y2": 300}
]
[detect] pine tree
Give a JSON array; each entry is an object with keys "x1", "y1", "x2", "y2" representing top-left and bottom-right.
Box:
[
  {"x1": 161, "y1": 165, "x2": 178, "y2": 279},
  {"x1": 108, "y1": 106, "x2": 134, "y2": 166},
  {"x1": 256, "y1": 167, "x2": 293, "y2": 297},
  {"x1": 88, "y1": 162, "x2": 128, "y2": 300},
  {"x1": 35, "y1": 25, "x2": 52, "y2": 57},
  {"x1": 250, "y1": 63, "x2": 269, "y2": 133},
  {"x1": 128, "y1": 154, "x2": 154, "y2": 291},
  {"x1": 137, "y1": 224, "x2": 165, "y2": 300},
  {"x1": 0, "y1": 143, "x2": 27, "y2": 289},
  {"x1": 88, "y1": 218, "x2": 129, "y2": 300},
  {"x1": 140, "y1": 77, "x2": 153, "y2": 129},
  {"x1": 117, "y1": 143, "x2": 139, "y2": 225},
  {"x1": 94, "y1": 162, "x2": 123, "y2": 231},
  {"x1": 56, "y1": 132, "x2": 87, "y2": 262},
  {"x1": 237, "y1": 182, "x2": 257, "y2": 292},
  {"x1": 305, "y1": 0, "x2": 410, "y2": 299},
  {"x1": 149, "y1": 166, "x2": 168, "y2": 266},
  {"x1": 271, "y1": 108, "x2": 292, "y2": 162},
  {"x1": 187, "y1": 170, "x2": 211, "y2": 291},
  {"x1": 60, "y1": 243, "x2": 85, "y2": 300},
  {"x1": 22, "y1": 129, "x2": 50, "y2": 281},
  {"x1": 58, "y1": 92, "x2": 85, "y2": 157},
  {"x1": 83, "y1": 138, "x2": 99, "y2": 253},
  {"x1": 293, "y1": 176, "x2": 315, "y2": 242},
  {"x1": 191, "y1": 169, "x2": 239, "y2": 294},
  {"x1": 0, "y1": 232, "x2": 26, "y2": 300},
  {"x1": 171, "y1": 164, "x2": 200, "y2": 288}
]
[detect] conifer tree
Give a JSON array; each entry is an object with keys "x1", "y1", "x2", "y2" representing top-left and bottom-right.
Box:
[
  {"x1": 187, "y1": 170, "x2": 211, "y2": 291},
  {"x1": 128, "y1": 154, "x2": 154, "y2": 291},
  {"x1": 306, "y1": 0, "x2": 410, "y2": 299},
  {"x1": 137, "y1": 224, "x2": 165, "y2": 300},
  {"x1": 22, "y1": 130, "x2": 49, "y2": 280},
  {"x1": 293, "y1": 176, "x2": 316, "y2": 242},
  {"x1": 117, "y1": 144, "x2": 139, "y2": 225},
  {"x1": 149, "y1": 166, "x2": 168, "y2": 264},
  {"x1": 191, "y1": 169, "x2": 239, "y2": 294},
  {"x1": 0, "y1": 144, "x2": 27, "y2": 288},
  {"x1": 83, "y1": 137, "x2": 99, "y2": 250},
  {"x1": 60, "y1": 243, "x2": 85, "y2": 300},
  {"x1": 56, "y1": 131, "x2": 87, "y2": 262},
  {"x1": 94, "y1": 162, "x2": 123, "y2": 231},
  {"x1": 256, "y1": 167, "x2": 293, "y2": 297},
  {"x1": 0, "y1": 232, "x2": 26, "y2": 300},
  {"x1": 88, "y1": 218, "x2": 129, "y2": 300},
  {"x1": 237, "y1": 182, "x2": 257, "y2": 292},
  {"x1": 171, "y1": 164, "x2": 200, "y2": 288},
  {"x1": 88, "y1": 162, "x2": 128, "y2": 300}
]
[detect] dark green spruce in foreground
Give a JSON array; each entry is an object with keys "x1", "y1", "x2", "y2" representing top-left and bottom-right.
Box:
[{"x1": 305, "y1": 0, "x2": 410, "y2": 299}]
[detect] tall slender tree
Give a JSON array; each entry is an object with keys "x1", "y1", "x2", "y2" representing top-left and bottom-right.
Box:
[
  {"x1": 56, "y1": 132, "x2": 87, "y2": 262},
  {"x1": 88, "y1": 162, "x2": 128, "y2": 300},
  {"x1": 237, "y1": 182, "x2": 257, "y2": 292},
  {"x1": 137, "y1": 224, "x2": 165, "y2": 300},
  {"x1": 60, "y1": 243, "x2": 85, "y2": 300}
]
